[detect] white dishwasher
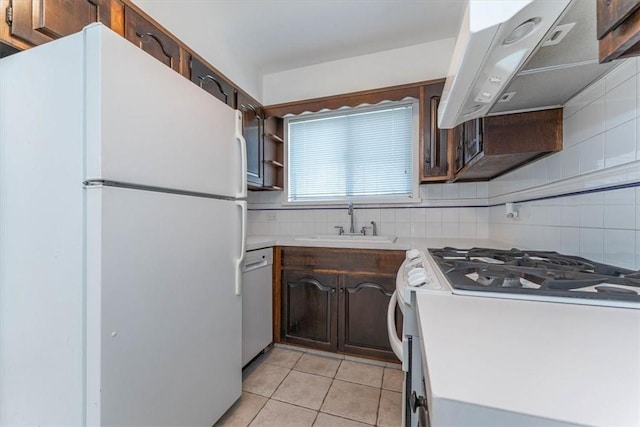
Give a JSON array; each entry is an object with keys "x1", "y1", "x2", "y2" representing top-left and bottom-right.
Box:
[{"x1": 241, "y1": 247, "x2": 273, "y2": 366}]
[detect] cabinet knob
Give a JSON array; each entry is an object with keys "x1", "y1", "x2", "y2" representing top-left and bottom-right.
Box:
[{"x1": 331, "y1": 288, "x2": 336, "y2": 294}]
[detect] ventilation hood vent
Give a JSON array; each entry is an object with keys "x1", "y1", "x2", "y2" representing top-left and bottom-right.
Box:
[{"x1": 438, "y1": 0, "x2": 619, "y2": 128}]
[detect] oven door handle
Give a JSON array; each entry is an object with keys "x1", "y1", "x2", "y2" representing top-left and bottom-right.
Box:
[{"x1": 387, "y1": 290, "x2": 403, "y2": 361}]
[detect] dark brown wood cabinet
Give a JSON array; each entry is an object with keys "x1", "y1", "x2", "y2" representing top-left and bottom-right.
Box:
[
  {"x1": 4, "y1": 0, "x2": 121, "y2": 47},
  {"x1": 281, "y1": 270, "x2": 338, "y2": 352},
  {"x1": 262, "y1": 116, "x2": 284, "y2": 190},
  {"x1": 190, "y1": 56, "x2": 235, "y2": 107},
  {"x1": 420, "y1": 81, "x2": 453, "y2": 182},
  {"x1": 278, "y1": 246, "x2": 404, "y2": 362},
  {"x1": 340, "y1": 274, "x2": 400, "y2": 360},
  {"x1": 124, "y1": 5, "x2": 189, "y2": 78},
  {"x1": 452, "y1": 108, "x2": 563, "y2": 181},
  {"x1": 597, "y1": 0, "x2": 640, "y2": 62},
  {"x1": 238, "y1": 91, "x2": 265, "y2": 188}
]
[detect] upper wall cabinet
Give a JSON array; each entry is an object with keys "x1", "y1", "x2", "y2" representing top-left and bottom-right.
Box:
[
  {"x1": 4, "y1": 0, "x2": 122, "y2": 47},
  {"x1": 597, "y1": 0, "x2": 640, "y2": 62},
  {"x1": 420, "y1": 81, "x2": 453, "y2": 183},
  {"x1": 238, "y1": 91, "x2": 265, "y2": 188},
  {"x1": 123, "y1": 5, "x2": 189, "y2": 78},
  {"x1": 190, "y1": 56, "x2": 235, "y2": 108},
  {"x1": 452, "y1": 109, "x2": 563, "y2": 181}
]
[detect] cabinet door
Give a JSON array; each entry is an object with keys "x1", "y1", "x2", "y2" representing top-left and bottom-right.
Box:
[
  {"x1": 8, "y1": 0, "x2": 116, "y2": 46},
  {"x1": 339, "y1": 274, "x2": 401, "y2": 361},
  {"x1": 597, "y1": 0, "x2": 640, "y2": 62},
  {"x1": 190, "y1": 56, "x2": 235, "y2": 107},
  {"x1": 597, "y1": 0, "x2": 640, "y2": 39},
  {"x1": 420, "y1": 82, "x2": 453, "y2": 182},
  {"x1": 238, "y1": 92, "x2": 264, "y2": 187},
  {"x1": 124, "y1": 6, "x2": 186, "y2": 76},
  {"x1": 281, "y1": 270, "x2": 337, "y2": 352}
]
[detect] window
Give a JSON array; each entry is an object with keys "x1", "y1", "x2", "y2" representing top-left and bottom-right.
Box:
[{"x1": 286, "y1": 101, "x2": 417, "y2": 203}]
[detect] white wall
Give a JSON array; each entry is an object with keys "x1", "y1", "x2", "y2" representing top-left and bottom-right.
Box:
[{"x1": 262, "y1": 38, "x2": 455, "y2": 105}]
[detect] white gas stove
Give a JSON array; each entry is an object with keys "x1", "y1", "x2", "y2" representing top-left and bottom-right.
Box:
[{"x1": 388, "y1": 248, "x2": 640, "y2": 427}]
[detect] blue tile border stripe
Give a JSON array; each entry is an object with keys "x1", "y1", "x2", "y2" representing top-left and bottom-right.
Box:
[
  {"x1": 488, "y1": 180, "x2": 640, "y2": 207},
  {"x1": 248, "y1": 181, "x2": 640, "y2": 211}
]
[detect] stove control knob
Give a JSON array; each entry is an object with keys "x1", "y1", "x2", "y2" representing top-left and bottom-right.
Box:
[
  {"x1": 408, "y1": 272, "x2": 428, "y2": 287},
  {"x1": 408, "y1": 267, "x2": 426, "y2": 278},
  {"x1": 406, "y1": 249, "x2": 421, "y2": 261}
]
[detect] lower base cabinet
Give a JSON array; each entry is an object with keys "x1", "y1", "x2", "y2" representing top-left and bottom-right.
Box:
[
  {"x1": 282, "y1": 270, "x2": 338, "y2": 352},
  {"x1": 340, "y1": 274, "x2": 398, "y2": 360},
  {"x1": 278, "y1": 247, "x2": 404, "y2": 362}
]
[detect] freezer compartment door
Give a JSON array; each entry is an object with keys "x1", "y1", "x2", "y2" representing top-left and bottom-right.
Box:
[
  {"x1": 84, "y1": 25, "x2": 246, "y2": 198},
  {"x1": 86, "y1": 186, "x2": 242, "y2": 426}
]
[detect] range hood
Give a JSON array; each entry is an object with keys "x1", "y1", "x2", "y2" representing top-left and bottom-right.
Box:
[{"x1": 438, "y1": 0, "x2": 619, "y2": 129}]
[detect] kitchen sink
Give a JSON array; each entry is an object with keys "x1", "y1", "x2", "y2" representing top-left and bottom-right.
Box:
[{"x1": 295, "y1": 235, "x2": 398, "y2": 243}]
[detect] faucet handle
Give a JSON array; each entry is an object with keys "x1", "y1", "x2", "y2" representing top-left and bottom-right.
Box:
[
  {"x1": 360, "y1": 225, "x2": 372, "y2": 235},
  {"x1": 334, "y1": 225, "x2": 344, "y2": 235}
]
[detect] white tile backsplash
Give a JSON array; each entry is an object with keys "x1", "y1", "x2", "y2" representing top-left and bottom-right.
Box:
[
  {"x1": 580, "y1": 96, "x2": 606, "y2": 141},
  {"x1": 458, "y1": 183, "x2": 477, "y2": 199},
  {"x1": 561, "y1": 145, "x2": 580, "y2": 178},
  {"x1": 605, "y1": 58, "x2": 636, "y2": 91},
  {"x1": 426, "y1": 184, "x2": 443, "y2": 200},
  {"x1": 563, "y1": 111, "x2": 581, "y2": 147},
  {"x1": 605, "y1": 74, "x2": 636, "y2": 130},
  {"x1": 605, "y1": 119, "x2": 637, "y2": 167},
  {"x1": 581, "y1": 79, "x2": 606, "y2": 106},
  {"x1": 442, "y1": 183, "x2": 459, "y2": 199},
  {"x1": 604, "y1": 229, "x2": 636, "y2": 267},
  {"x1": 579, "y1": 228, "x2": 605, "y2": 262},
  {"x1": 604, "y1": 188, "x2": 636, "y2": 230},
  {"x1": 579, "y1": 133, "x2": 605, "y2": 173}
]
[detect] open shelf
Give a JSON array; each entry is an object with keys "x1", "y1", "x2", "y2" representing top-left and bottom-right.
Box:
[
  {"x1": 264, "y1": 159, "x2": 284, "y2": 168},
  {"x1": 266, "y1": 133, "x2": 284, "y2": 143}
]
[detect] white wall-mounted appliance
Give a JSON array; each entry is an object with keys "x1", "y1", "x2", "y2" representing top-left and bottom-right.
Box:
[
  {"x1": 438, "y1": 0, "x2": 619, "y2": 128},
  {"x1": 0, "y1": 24, "x2": 247, "y2": 426}
]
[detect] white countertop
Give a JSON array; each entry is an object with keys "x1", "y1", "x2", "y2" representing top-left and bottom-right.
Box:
[
  {"x1": 246, "y1": 235, "x2": 513, "y2": 252},
  {"x1": 415, "y1": 292, "x2": 640, "y2": 427}
]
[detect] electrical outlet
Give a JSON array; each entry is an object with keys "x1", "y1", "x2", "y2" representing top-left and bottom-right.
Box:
[{"x1": 266, "y1": 212, "x2": 278, "y2": 222}]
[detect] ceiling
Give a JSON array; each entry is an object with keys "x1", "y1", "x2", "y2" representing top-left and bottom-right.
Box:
[{"x1": 132, "y1": 0, "x2": 465, "y2": 75}]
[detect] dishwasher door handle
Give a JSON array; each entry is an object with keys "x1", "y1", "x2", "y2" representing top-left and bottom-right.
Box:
[{"x1": 243, "y1": 258, "x2": 269, "y2": 272}]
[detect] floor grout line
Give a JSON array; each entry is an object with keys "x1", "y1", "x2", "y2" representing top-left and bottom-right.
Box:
[{"x1": 236, "y1": 348, "x2": 400, "y2": 427}]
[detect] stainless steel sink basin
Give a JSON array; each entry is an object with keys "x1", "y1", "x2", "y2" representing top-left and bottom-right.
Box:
[{"x1": 295, "y1": 235, "x2": 398, "y2": 243}]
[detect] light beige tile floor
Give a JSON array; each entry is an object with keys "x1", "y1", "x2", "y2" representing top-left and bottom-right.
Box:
[{"x1": 216, "y1": 347, "x2": 403, "y2": 427}]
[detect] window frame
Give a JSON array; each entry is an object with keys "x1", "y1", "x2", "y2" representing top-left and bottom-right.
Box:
[{"x1": 282, "y1": 100, "x2": 421, "y2": 206}]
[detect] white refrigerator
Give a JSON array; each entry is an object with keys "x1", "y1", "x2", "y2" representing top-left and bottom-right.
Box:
[{"x1": 0, "y1": 24, "x2": 246, "y2": 426}]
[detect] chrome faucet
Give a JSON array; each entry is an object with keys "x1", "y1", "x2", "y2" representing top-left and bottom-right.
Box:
[{"x1": 348, "y1": 202, "x2": 355, "y2": 234}]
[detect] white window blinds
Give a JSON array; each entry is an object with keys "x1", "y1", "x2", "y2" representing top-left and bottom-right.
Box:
[{"x1": 287, "y1": 103, "x2": 415, "y2": 202}]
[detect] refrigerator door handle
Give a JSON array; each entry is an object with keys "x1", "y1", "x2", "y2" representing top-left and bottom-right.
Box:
[
  {"x1": 236, "y1": 110, "x2": 248, "y2": 199},
  {"x1": 235, "y1": 200, "x2": 247, "y2": 295}
]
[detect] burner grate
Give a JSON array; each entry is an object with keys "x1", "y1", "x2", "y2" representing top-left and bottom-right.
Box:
[{"x1": 429, "y1": 247, "x2": 640, "y2": 303}]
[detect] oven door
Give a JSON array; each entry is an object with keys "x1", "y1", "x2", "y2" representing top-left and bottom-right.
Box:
[{"x1": 388, "y1": 290, "x2": 429, "y2": 427}]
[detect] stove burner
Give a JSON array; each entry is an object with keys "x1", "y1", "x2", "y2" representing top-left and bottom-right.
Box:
[
  {"x1": 595, "y1": 285, "x2": 638, "y2": 296},
  {"x1": 502, "y1": 277, "x2": 523, "y2": 288},
  {"x1": 428, "y1": 247, "x2": 640, "y2": 305}
]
